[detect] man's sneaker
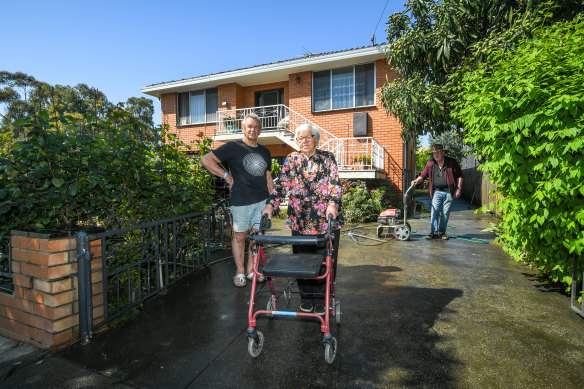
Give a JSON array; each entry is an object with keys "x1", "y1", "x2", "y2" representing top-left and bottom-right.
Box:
[
  {"x1": 440, "y1": 232, "x2": 449, "y2": 240},
  {"x1": 299, "y1": 301, "x2": 313, "y2": 313},
  {"x1": 426, "y1": 232, "x2": 439, "y2": 240},
  {"x1": 314, "y1": 303, "x2": 326, "y2": 316}
]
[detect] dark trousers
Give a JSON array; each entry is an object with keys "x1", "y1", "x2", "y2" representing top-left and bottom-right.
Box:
[{"x1": 292, "y1": 229, "x2": 340, "y2": 303}]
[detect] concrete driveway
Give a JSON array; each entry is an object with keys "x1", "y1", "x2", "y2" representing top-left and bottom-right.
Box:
[{"x1": 2, "y1": 198, "x2": 584, "y2": 388}]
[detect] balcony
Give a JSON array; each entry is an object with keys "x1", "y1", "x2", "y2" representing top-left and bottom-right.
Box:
[{"x1": 214, "y1": 104, "x2": 386, "y2": 179}]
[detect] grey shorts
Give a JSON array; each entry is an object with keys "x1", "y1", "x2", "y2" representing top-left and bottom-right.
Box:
[{"x1": 230, "y1": 199, "x2": 266, "y2": 233}]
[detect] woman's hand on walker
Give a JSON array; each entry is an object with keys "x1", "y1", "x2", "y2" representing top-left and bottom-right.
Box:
[
  {"x1": 261, "y1": 204, "x2": 273, "y2": 219},
  {"x1": 326, "y1": 204, "x2": 338, "y2": 220}
]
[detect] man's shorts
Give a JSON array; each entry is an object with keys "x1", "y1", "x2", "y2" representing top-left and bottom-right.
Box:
[{"x1": 230, "y1": 199, "x2": 266, "y2": 233}]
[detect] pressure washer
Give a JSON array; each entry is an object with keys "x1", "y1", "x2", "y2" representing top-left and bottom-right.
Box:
[{"x1": 375, "y1": 184, "x2": 416, "y2": 241}]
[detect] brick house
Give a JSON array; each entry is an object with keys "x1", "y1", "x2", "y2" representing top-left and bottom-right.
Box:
[{"x1": 141, "y1": 45, "x2": 415, "y2": 193}]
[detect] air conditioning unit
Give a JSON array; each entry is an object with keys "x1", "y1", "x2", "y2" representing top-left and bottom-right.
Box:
[{"x1": 353, "y1": 113, "x2": 368, "y2": 137}]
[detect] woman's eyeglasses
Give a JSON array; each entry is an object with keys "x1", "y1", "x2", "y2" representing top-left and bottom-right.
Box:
[{"x1": 296, "y1": 135, "x2": 315, "y2": 142}]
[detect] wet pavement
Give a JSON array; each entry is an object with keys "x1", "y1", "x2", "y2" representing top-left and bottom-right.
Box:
[{"x1": 2, "y1": 197, "x2": 584, "y2": 388}]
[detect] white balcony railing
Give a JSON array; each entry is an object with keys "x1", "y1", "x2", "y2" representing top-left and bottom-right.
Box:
[
  {"x1": 216, "y1": 104, "x2": 385, "y2": 172},
  {"x1": 334, "y1": 137, "x2": 385, "y2": 170}
]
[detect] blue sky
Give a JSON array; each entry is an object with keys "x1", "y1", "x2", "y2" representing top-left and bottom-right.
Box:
[{"x1": 3, "y1": 0, "x2": 406, "y2": 126}]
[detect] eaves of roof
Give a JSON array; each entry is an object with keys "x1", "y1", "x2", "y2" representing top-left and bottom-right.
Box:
[{"x1": 141, "y1": 44, "x2": 388, "y2": 98}]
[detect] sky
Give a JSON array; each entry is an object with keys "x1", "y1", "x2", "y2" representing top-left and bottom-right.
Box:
[{"x1": 3, "y1": 0, "x2": 407, "y2": 126}]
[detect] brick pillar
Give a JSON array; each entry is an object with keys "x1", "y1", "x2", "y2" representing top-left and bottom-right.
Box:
[{"x1": 0, "y1": 231, "x2": 104, "y2": 350}]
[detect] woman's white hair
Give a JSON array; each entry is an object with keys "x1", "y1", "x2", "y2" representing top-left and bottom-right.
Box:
[{"x1": 295, "y1": 123, "x2": 320, "y2": 144}]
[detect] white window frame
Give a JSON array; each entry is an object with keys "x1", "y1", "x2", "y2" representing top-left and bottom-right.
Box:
[
  {"x1": 311, "y1": 62, "x2": 376, "y2": 112},
  {"x1": 177, "y1": 88, "x2": 218, "y2": 126}
]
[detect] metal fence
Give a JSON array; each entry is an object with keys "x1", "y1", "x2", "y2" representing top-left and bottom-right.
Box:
[
  {"x1": 0, "y1": 236, "x2": 12, "y2": 293},
  {"x1": 77, "y1": 211, "x2": 212, "y2": 343},
  {"x1": 0, "y1": 237, "x2": 10, "y2": 279}
]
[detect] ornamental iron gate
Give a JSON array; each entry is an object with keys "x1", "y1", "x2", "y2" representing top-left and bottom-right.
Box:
[{"x1": 77, "y1": 211, "x2": 212, "y2": 344}]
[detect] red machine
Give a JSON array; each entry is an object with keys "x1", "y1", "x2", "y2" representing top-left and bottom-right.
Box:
[{"x1": 376, "y1": 184, "x2": 416, "y2": 240}]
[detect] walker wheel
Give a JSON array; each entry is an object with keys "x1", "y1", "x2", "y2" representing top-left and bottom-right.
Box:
[
  {"x1": 248, "y1": 331, "x2": 264, "y2": 358},
  {"x1": 324, "y1": 337, "x2": 337, "y2": 364},
  {"x1": 335, "y1": 300, "x2": 341, "y2": 325},
  {"x1": 394, "y1": 223, "x2": 411, "y2": 241}
]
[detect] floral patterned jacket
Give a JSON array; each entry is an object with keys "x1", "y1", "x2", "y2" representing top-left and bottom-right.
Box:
[{"x1": 267, "y1": 149, "x2": 342, "y2": 235}]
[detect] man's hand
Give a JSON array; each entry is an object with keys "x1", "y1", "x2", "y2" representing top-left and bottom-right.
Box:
[
  {"x1": 225, "y1": 173, "x2": 234, "y2": 189},
  {"x1": 411, "y1": 178, "x2": 421, "y2": 187},
  {"x1": 455, "y1": 188, "x2": 462, "y2": 199}
]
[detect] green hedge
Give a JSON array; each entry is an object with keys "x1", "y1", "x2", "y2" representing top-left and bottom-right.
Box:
[
  {"x1": 451, "y1": 17, "x2": 584, "y2": 288},
  {"x1": 0, "y1": 108, "x2": 213, "y2": 239}
]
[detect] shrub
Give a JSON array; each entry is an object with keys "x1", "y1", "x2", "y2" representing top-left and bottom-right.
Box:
[
  {"x1": 0, "y1": 108, "x2": 213, "y2": 240},
  {"x1": 342, "y1": 180, "x2": 395, "y2": 223}
]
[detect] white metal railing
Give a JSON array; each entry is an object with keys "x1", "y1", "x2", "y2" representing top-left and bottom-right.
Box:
[
  {"x1": 335, "y1": 137, "x2": 385, "y2": 170},
  {"x1": 215, "y1": 104, "x2": 385, "y2": 171}
]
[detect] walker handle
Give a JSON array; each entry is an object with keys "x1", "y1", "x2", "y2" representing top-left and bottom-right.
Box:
[
  {"x1": 260, "y1": 213, "x2": 271, "y2": 234},
  {"x1": 327, "y1": 213, "x2": 338, "y2": 235}
]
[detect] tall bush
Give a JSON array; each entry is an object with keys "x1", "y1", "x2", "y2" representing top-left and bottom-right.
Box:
[
  {"x1": 0, "y1": 108, "x2": 213, "y2": 239},
  {"x1": 342, "y1": 180, "x2": 396, "y2": 223},
  {"x1": 451, "y1": 17, "x2": 584, "y2": 288}
]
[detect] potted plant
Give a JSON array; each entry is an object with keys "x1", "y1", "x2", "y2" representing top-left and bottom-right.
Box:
[
  {"x1": 223, "y1": 116, "x2": 236, "y2": 132},
  {"x1": 353, "y1": 154, "x2": 371, "y2": 168},
  {"x1": 361, "y1": 155, "x2": 372, "y2": 168}
]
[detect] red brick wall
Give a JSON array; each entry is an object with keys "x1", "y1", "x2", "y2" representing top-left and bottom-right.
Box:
[
  {"x1": 288, "y1": 60, "x2": 406, "y2": 188},
  {"x1": 0, "y1": 232, "x2": 104, "y2": 350}
]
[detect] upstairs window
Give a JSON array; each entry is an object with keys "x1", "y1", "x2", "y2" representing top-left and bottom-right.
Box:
[
  {"x1": 178, "y1": 88, "x2": 218, "y2": 125},
  {"x1": 312, "y1": 63, "x2": 375, "y2": 112}
]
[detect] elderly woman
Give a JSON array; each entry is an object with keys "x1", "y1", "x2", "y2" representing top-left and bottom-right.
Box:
[{"x1": 262, "y1": 123, "x2": 342, "y2": 316}]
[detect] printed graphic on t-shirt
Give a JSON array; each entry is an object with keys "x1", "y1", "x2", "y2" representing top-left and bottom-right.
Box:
[{"x1": 243, "y1": 153, "x2": 267, "y2": 176}]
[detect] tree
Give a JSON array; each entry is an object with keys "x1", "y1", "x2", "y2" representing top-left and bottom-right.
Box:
[
  {"x1": 1, "y1": 71, "x2": 155, "y2": 138},
  {"x1": 125, "y1": 97, "x2": 154, "y2": 128},
  {"x1": 0, "y1": 71, "x2": 40, "y2": 137},
  {"x1": 380, "y1": 0, "x2": 584, "y2": 140}
]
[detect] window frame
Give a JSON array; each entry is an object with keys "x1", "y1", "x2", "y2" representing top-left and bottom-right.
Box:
[
  {"x1": 311, "y1": 62, "x2": 376, "y2": 112},
  {"x1": 177, "y1": 87, "x2": 218, "y2": 126}
]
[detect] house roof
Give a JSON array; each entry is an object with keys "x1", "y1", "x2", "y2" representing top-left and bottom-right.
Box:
[{"x1": 141, "y1": 45, "x2": 388, "y2": 98}]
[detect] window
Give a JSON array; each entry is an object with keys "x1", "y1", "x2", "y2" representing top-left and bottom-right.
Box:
[
  {"x1": 312, "y1": 63, "x2": 375, "y2": 111},
  {"x1": 177, "y1": 88, "x2": 218, "y2": 125}
]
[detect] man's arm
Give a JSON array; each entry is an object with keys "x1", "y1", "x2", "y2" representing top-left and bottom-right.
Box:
[
  {"x1": 455, "y1": 173, "x2": 463, "y2": 199},
  {"x1": 411, "y1": 161, "x2": 431, "y2": 186},
  {"x1": 200, "y1": 152, "x2": 233, "y2": 189},
  {"x1": 266, "y1": 170, "x2": 274, "y2": 194}
]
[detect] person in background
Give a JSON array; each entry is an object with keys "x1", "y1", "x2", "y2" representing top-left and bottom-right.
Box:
[
  {"x1": 411, "y1": 143, "x2": 463, "y2": 240},
  {"x1": 261, "y1": 123, "x2": 342, "y2": 316},
  {"x1": 201, "y1": 113, "x2": 274, "y2": 287}
]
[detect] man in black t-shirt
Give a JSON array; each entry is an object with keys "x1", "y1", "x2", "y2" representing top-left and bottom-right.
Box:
[{"x1": 201, "y1": 113, "x2": 274, "y2": 287}]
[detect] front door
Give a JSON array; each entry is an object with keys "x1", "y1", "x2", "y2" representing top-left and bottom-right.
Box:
[
  {"x1": 255, "y1": 88, "x2": 284, "y2": 106},
  {"x1": 254, "y1": 88, "x2": 285, "y2": 129}
]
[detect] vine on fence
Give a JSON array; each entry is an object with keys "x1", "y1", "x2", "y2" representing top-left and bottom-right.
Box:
[{"x1": 451, "y1": 17, "x2": 584, "y2": 290}]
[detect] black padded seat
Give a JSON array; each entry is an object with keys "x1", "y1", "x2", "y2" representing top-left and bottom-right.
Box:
[{"x1": 262, "y1": 253, "x2": 323, "y2": 278}]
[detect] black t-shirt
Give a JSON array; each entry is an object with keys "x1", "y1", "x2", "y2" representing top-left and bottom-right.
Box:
[{"x1": 212, "y1": 140, "x2": 271, "y2": 206}]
